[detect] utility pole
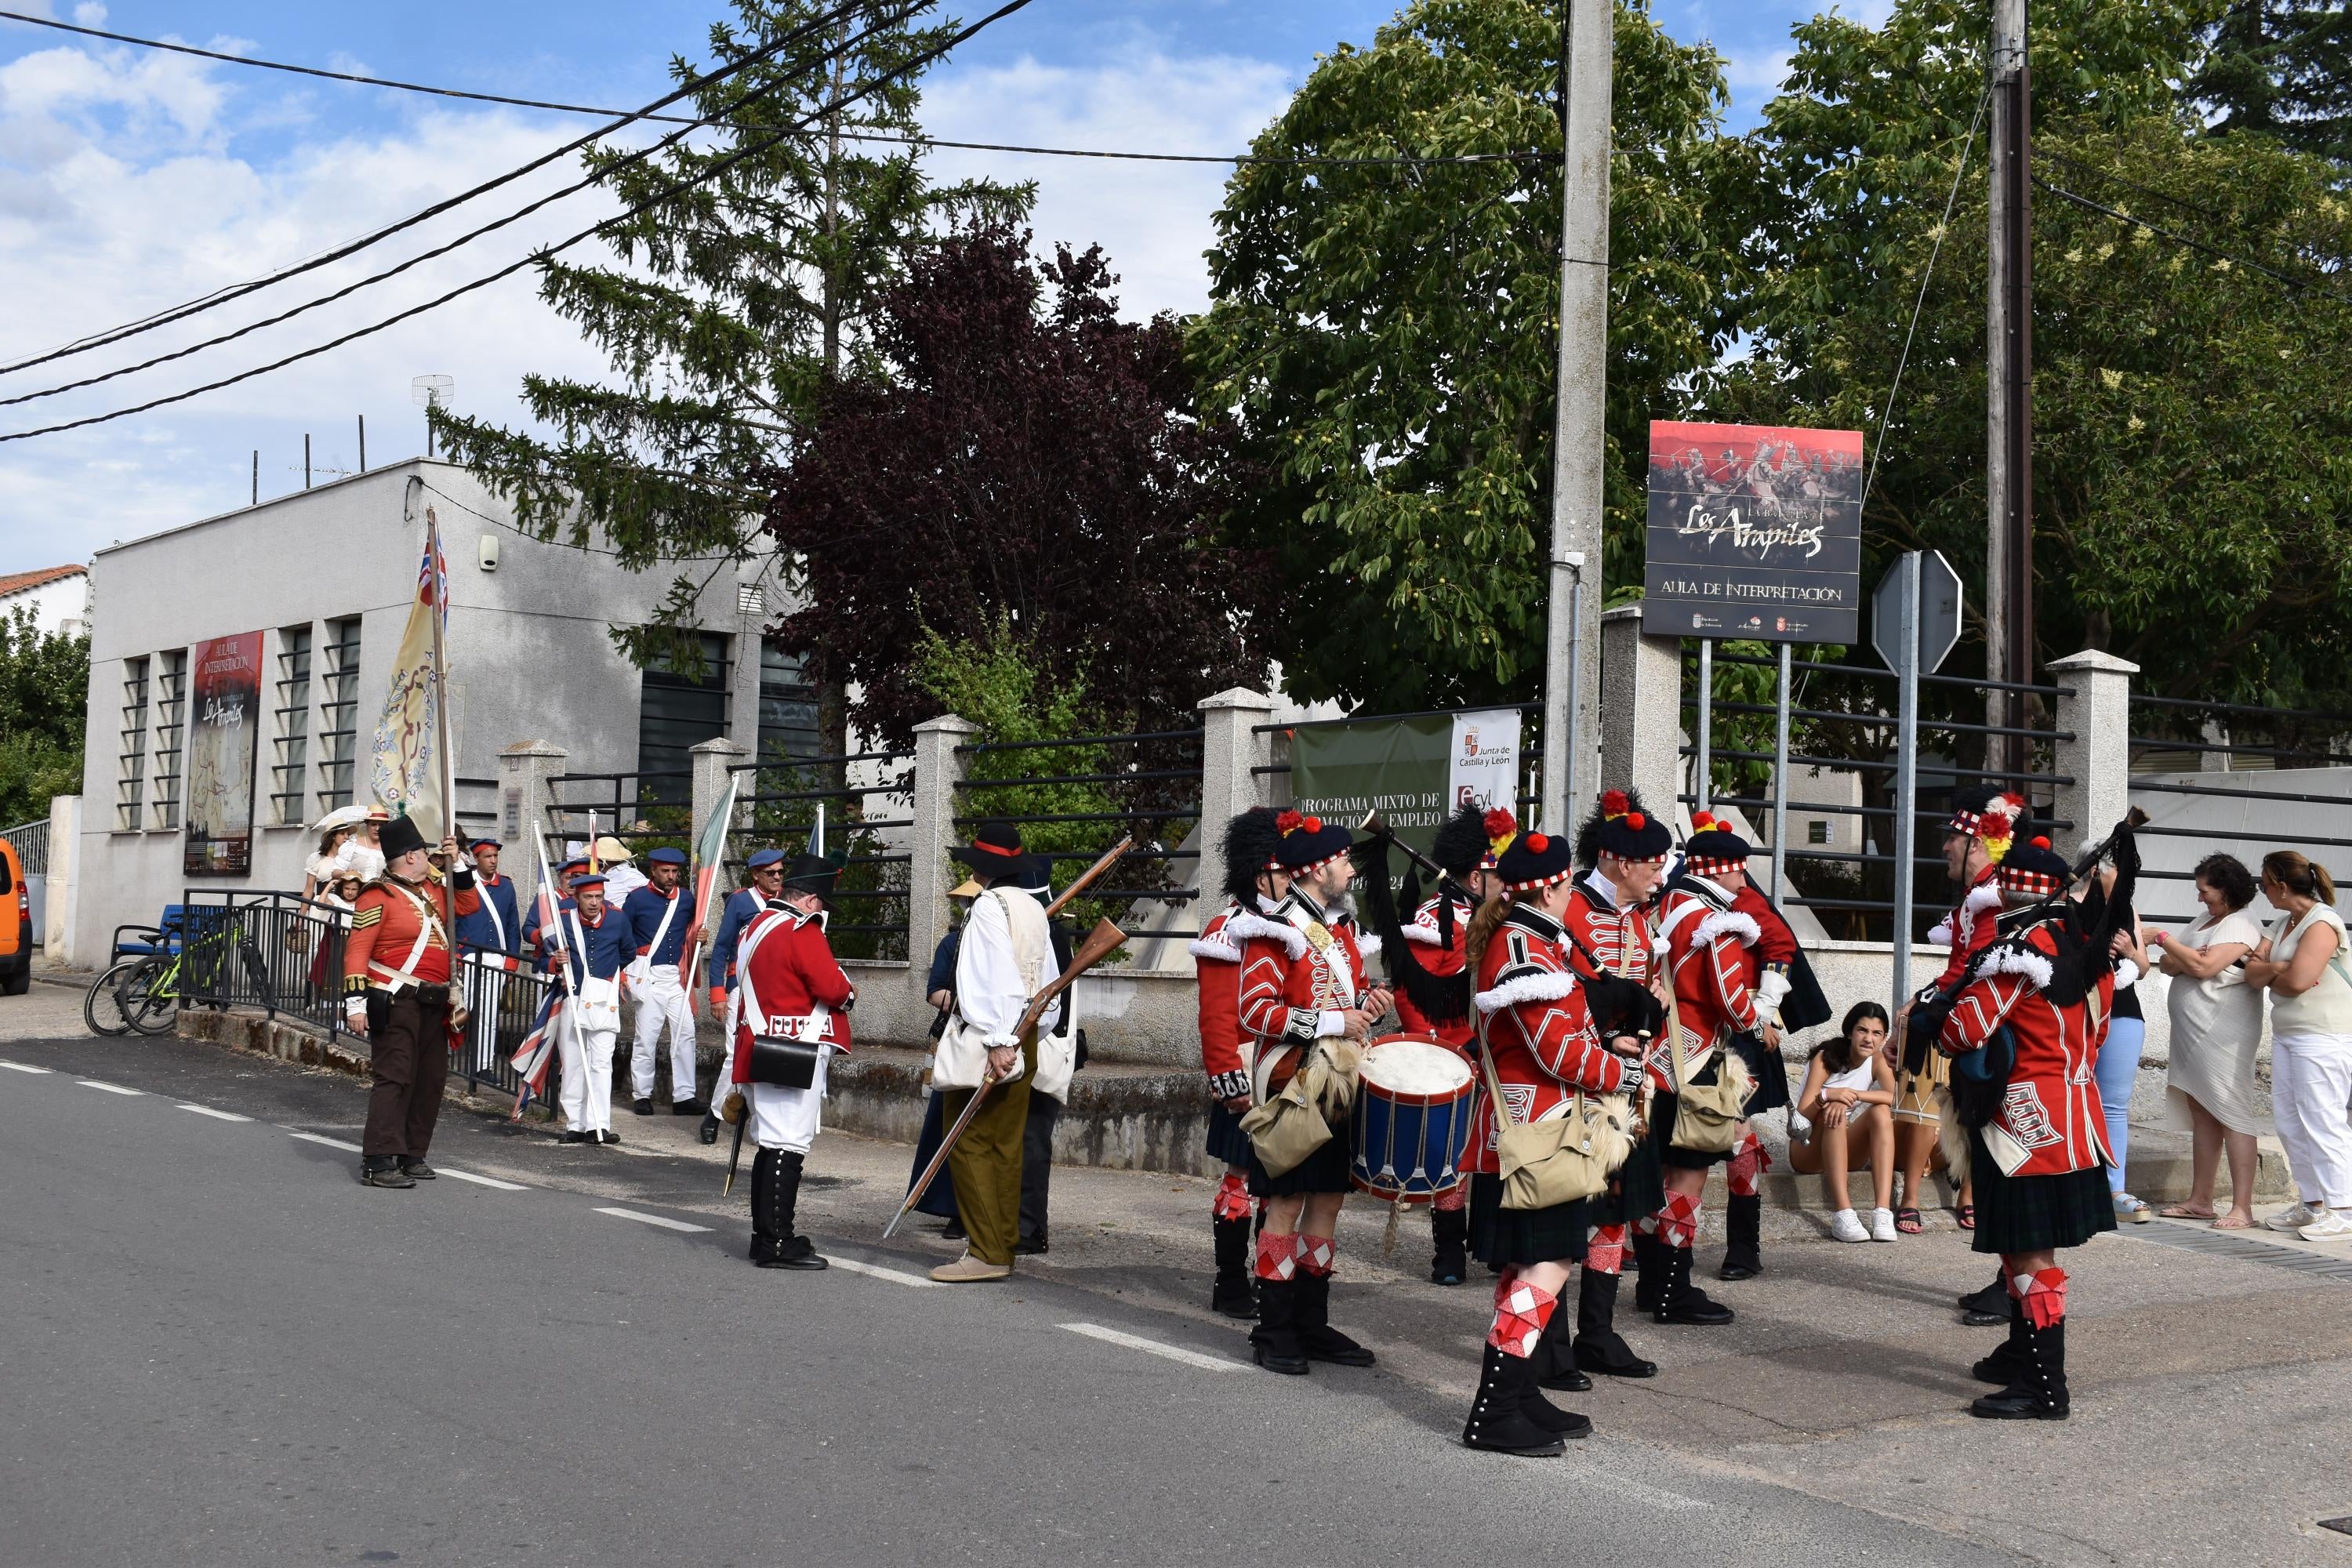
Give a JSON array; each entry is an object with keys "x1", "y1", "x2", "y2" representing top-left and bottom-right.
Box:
[
  {"x1": 1539, "y1": 0, "x2": 1612, "y2": 836},
  {"x1": 1985, "y1": 0, "x2": 2034, "y2": 782}
]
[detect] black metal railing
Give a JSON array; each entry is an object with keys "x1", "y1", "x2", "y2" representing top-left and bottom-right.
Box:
[
  {"x1": 542, "y1": 770, "x2": 696, "y2": 863},
  {"x1": 729, "y1": 748, "x2": 916, "y2": 961}
]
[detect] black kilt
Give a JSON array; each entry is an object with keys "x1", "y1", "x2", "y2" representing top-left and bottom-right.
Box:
[
  {"x1": 1467, "y1": 1172, "x2": 1588, "y2": 1267},
  {"x1": 1204, "y1": 1099, "x2": 1254, "y2": 1168},
  {"x1": 1971, "y1": 1137, "x2": 2117, "y2": 1256},
  {"x1": 1655, "y1": 1089, "x2": 1731, "y2": 1171},
  {"x1": 1586, "y1": 1136, "x2": 1668, "y2": 1229},
  {"x1": 1247, "y1": 1117, "x2": 1356, "y2": 1198},
  {"x1": 1731, "y1": 1031, "x2": 1791, "y2": 1116}
]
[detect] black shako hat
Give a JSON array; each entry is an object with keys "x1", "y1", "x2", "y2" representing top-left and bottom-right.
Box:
[
  {"x1": 379, "y1": 813, "x2": 429, "y2": 863},
  {"x1": 779, "y1": 852, "x2": 843, "y2": 896},
  {"x1": 1495, "y1": 829, "x2": 1577, "y2": 892},
  {"x1": 1219, "y1": 807, "x2": 1285, "y2": 903},
  {"x1": 1272, "y1": 810, "x2": 1352, "y2": 872},
  {"x1": 1577, "y1": 787, "x2": 1672, "y2": 869}
]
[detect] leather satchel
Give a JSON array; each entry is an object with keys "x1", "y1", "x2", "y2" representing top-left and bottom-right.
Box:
[
  {"x1": 1475, "y1": 1010, "x2": 1631, "y2": 1211},
  {"x1": 749, "y1": 1034, "x2": 821, "y2": 1091},
  {"x1": 1663, "y1": 984, "x2": 1751, "y2": 1156},
  {"x1": 1238, "y1": 1046, "x2": 1336, "y2": 1178}
]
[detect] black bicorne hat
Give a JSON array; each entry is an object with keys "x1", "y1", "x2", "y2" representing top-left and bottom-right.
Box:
[
  {"x1": 951, "y1": 820, "x2": 1029, "y2": 877},
  {"x1": 1219, "y1": 807, "x2": 1285, "y2": 903}
]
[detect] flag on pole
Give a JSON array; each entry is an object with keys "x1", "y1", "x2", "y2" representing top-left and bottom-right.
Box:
[
  {"x1": 683, "y1": 773, "x2": 739, "y2": 1011},
  {"x1": 369, "y1": 515, "x2": 452, "y2": 839},
  {"x1": 509, "y1": 987, "x2": 561, "y2": 1118}
]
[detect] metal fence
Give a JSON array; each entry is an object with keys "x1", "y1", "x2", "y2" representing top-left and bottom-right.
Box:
[
  {"x1": 956, "y1": 728, "x2": 1203, "y2": 941},
  {"x1": 175, "y1": 887, "x2": 561, "y2": 1104},
  {"x1": 1683, "y1": 649, "x2": 2074, "y2": 942},
  {"x1": 541, "y1": 770, "x2": 696, "y2": 866},
  {"x1": 2, "y1": 818, "x2": 47, "y2": 875},
  {"x1": 729, "y1": 747, "x2": 915, "y2": 961}
]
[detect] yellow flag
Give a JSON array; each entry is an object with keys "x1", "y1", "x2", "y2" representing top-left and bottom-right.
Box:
[{"x1": 369, "y1": 513, "x2": 451, "y2": 840}]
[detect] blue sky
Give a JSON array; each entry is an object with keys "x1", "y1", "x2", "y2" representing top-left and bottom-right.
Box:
[{"x1": 0, "y1": 0, "x2": 1889, "y2": 572}]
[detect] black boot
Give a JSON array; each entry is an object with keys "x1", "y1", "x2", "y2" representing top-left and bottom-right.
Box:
[
  {"x1": 359, "y1": 1157, "x2": 415, "y2": 1189},
  {"x1": 698, "y1": 1111, "x2": 720, "y2": 1146},
  {"x1": 747, "y1": 1148, "x2": 782, "y2": 1266},
  {"x1": 1250, "y1": 1278, "x2": 1309, "y2": 1375},
  {"x1": 1210, "y1": 1216, "x2": 1256, "y2": 1319},
  {"x1": 1972, "y1": 1292, "x2": 2030, "y2": 1384},
  {"x1": 1573, "y1": 1267, "x2": 1659, "y2": 1378},
  {"x1": 1461, "y1": 1345, "x2": 1566, "y2": 1457},
  {"x1": 1959, "y1": 1271, "x2": 2010, "y2": 1326},
  {"x1": 1533, "y1": 1301, "x2": 1592, "y2": 1392},
  {"x1": 1654, "y1": 1245, "x2": 1736, "y2": 1326},
  {"x1": 1295, "y1": 1270, "x2": 1376, "y2": 1367},
  {"x1": 757, "y1": 1149, "x2": 827, "y2": 1270},
  {"x1": 1718, "y1": 1192, "x2": 1762, "y2": 1280},
  {"x1": 1632, "y1": 1229, "x2": 1669, "y2": 1314},
  {"x1": 1430, "y1": 1205, "x2": 1469, "y2": 1286},
  {"x1": 1970, "y1": 1316, "x2": 2069, "y2": 1420}
]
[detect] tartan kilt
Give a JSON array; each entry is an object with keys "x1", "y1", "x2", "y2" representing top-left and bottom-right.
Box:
[
  {"x1": 1467, "y1": 1172, "x2": 1589, "y2": 1267},
  {"x1": 1247, "y1": 1114, "x2": 1356, "y2": 1198},
  {"x1": 1732, "y1": 1031, "x2": 1791, "y2": 1116},
  {"x1": 1203, "y1": 1099, "x2": 1254, "y2": 1168},
  {"x1": 1587, "y1": 1135, "x2": 1668, "y2": 1229},
  {"x1": 1970, "y1": 1135, "x2": 2117, "y2": 1256}
]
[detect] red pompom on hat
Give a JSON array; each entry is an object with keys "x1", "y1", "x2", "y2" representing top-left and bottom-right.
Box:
[
  {"x1": 1525, "y1": 833, "x2": 1549, "y2": 854},
  {"x1": 1692, "y1": 811, "x2": 1719, "y2": 832},
  {"x1": 1302, "y1": 815, "x2": 1323, "y2": 834},
  {"x1": 1625, "y1": 811, "x2": 1646, "y2": 831},
  {"x1": 2032, "y1": 836, "x2": 2050, "y2": 850}
]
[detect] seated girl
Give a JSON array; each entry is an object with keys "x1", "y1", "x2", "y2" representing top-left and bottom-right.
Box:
[{"x1": 1788, "y1": 1002, "x2": 1899, "y2": 1243}]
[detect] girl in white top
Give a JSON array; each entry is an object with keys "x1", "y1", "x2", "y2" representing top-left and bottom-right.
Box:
[
  {"x1": 1788, "y1": 1002, "x2": 1901, "y2": 1243},
  {"x1": 2151, "y1": 853, "x2": 2267, "y2": 1228},
  {"x1": 2244, "y1": 851, "x2": 2352, "y2": 1240}
]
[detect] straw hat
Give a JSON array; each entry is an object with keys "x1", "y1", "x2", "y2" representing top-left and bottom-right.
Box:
[{"x1": 593, "y1": 835, "x2": 634, "y2": 865}]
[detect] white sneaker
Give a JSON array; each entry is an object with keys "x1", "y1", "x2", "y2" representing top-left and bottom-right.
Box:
[
  {"x1": 2299, "y1": 1210, "x2": 2352, "y2": 1240},
  {"x1": 1830, "y1": 1208, "x2": 1870, "y2": 1243},
  {"x1": 2266, "y1": 1203, "x2": 2321, "y2": 1232},
  {"x1": 1870, "y1": 1207, "x2": 1898, "y2": 1243}
]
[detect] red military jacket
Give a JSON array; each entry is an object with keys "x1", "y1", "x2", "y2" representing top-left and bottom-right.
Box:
[
  {"x1": 730, "y1": 902, "x2": 855, "y2": 1083},
  {"x1": 1927, "y1": 862, "x2": 2004, "y2": 993},
  {"x1": 1189, "y1": 896, "x2": 1290, "y2": 1102},
  {"x1": 1394, "y1": 889, "x2": 1477, "y2": 1053},
  {"x1": 343, "y1": 873, "x2": 480, "y2": 996},
  {"x1": 1463, "y1": 903, "x2": 1628, "y2": 1174},
  {"x1": 1936, "y1": 921, "x2": 2115, "y2": 1178},
  {"x1": 1236, "y1": 890, "x2": 1371, "y2": 1102},
  {"x1": 1562, "y1": 872, "x2": 1662, "y2": 988},
  {"x1": 1656, "y1": 879, "x2": 1762, "y2": 1072}
]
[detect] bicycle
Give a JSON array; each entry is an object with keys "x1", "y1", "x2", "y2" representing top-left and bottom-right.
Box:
[{"x1": 85, "y1": 916, "x2": 277, "y2": 1037}]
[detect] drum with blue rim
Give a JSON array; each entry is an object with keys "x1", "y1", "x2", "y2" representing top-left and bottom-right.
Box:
[{"x1": 1349, "y1": 1032, "x2": 1476, "y2": 1203}]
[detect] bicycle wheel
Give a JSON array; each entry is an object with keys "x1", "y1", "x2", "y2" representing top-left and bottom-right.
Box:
[
  {"x1": 83, "y1": 960, "x2": 142, "y2": 1036},
  {"x1": 120, "y1": 955, "x2": 181, "y2": 1036}
]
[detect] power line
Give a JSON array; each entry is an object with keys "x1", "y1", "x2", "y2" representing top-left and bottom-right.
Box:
[
  {"x1": 0, "y1": 7, "x2": 1547, "y2": 169},
  {"x1": 0, "y1": 0, "x2": 873, "y2": 380},
  {"x1": 2031, "y1": 176, "x2": 2352, "y2": 303},
  {"x1": 0, "y1": 0, "x2": 1038, "y2": 444},
  {"x1": 0, "y1": 1, "x2": 896, "y2": 409}
]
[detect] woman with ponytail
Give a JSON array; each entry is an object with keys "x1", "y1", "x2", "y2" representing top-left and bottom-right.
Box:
[{"x1": 2245, "y1": 851, "x2": 2352, "y2": 1240}]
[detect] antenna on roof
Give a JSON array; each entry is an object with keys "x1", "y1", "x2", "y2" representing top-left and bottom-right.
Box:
[{"x1": 412, "y1": 375, "x2": 454, "y2": 458}]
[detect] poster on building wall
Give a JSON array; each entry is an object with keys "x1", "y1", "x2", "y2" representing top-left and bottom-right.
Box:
[
  {"x1": 1287, "y1": 708, "x2": 1523, "y2": 865},
  {"x1": 1643, "y1": 420, "x2": 1864, "y2": 644},
  {"x1": 183, "y1": 631, "x2": 263, "y2": 877}
]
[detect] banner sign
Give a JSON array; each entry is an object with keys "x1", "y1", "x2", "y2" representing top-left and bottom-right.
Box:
[
  {"x1": 183, "y1": 630, "x2": 264, "y2": 877},
  {"x1": 1289, "y1": 708, "x2": 1523, "y2": 862},
  {"x1": 1643, "y1": 420, "x2": 1864, "y2": 644}
]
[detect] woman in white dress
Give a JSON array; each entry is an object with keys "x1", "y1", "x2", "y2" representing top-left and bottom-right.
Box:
[{"x1": 2152, "y1": 855, "x2": 2265, "y2": 1228}]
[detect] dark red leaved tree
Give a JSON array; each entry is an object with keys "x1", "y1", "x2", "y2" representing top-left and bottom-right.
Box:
[{"x1": 767, "y1": 225, "x2": 1272, "y2": 746}]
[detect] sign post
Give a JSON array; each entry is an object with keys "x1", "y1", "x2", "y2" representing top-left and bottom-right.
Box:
[{"x1": 1871, "y1": 550, "x2": 1964, "y2": 1002}]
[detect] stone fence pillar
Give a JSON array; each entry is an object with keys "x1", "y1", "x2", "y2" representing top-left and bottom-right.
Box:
[
  {"x1": 1600, "y1": 604, "x2": 1683, "y2": 822},
  {"x1": 909, "y1": 714, "x2": 978, "y2": 977},
  {"x1": 1198, "y1": 688, "x2": 1277, "y2": 840},
  {"x1": 44, "y1": 793, "x2": 80, "y2": 964},
  {"x1": 2049, "y1": 649, "x2": 2138, "y2": 848},
  {"x1": 689, "y1": 737, "x2": 751, "y2": 862},
  {"x1": 499, "y1": 741, "x2": 567, "y2": 915}
]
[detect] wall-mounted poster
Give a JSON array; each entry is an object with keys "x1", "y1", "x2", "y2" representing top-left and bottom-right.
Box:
[
  {"x1": 183, "y1": 630, "x2": 264, "y2": 877},
  {"x1": 1643, "y1": 421, "x2": 1864, "y2": 644},
  {"x1": 1288, "y1": 707, "x2": 1524, "y2": 862}
]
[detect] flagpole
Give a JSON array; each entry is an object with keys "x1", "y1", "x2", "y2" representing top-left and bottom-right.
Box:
[
  {"x1": 423, "y1": 506, "x2": 466, "y2": 1030},
  {"x1": 684, "y1": 772, "x2": 739, "y2": 1013}
]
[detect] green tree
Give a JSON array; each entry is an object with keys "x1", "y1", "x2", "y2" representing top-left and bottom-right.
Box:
[
  {"x1": 434, "y1": 1, "x2": 1029, "y2": 664},
  {"x1": 1192, "y1": 0, "x2": 1742, "y2": 711},
  {"x1": 2190, "y1": 0, "x2": 2352, "y2": 162},
  {"x1": 0, "y1": 605, "x2": 88, "y2": 824}
]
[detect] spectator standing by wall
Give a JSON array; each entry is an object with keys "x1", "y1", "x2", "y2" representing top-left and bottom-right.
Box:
[
  {"x1": 2245, "y1": 851, "x2": 2352, "y2": 1240},
  {"x1": 2152, "y1": 855, "x2": 2266, "y2": 1228}
]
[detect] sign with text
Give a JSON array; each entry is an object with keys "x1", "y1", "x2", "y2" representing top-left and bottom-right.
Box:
[
  {"x1": 1643, "y1": 421, "x2": 1864, "y2": 644},
  {"x1": 1289, "y1": 708, "x2": 1523, "y2": 863},
  {"x1": 183, "y1": 630, "x2": 264, "y2": 877}
]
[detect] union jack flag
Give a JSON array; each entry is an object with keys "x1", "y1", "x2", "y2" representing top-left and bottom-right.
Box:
[{"x1": 508, "y1": 986, "x2": 562, "y2": 1120}]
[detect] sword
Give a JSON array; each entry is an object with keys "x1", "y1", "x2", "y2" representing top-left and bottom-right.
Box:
[{"x1": 721, "y1": 1098, "x2": 749, "y2": 1196}]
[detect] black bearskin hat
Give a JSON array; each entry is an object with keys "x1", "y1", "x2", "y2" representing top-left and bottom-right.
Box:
[
  {"x1": 1218, "y1": 807, "x2": 1283, "y2": 905},
  {"x1": 1429, "y1": 803, "x2": 1492, "y2": 879}
]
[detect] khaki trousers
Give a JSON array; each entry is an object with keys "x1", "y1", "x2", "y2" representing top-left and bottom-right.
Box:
[{"x1": 942, "y1": 1033, "x2": 1036, "y2": 1266}]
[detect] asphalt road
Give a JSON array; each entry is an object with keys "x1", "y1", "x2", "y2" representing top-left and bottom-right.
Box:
[{"x1": 5, "y1": 1002, "x2": 2351, "y2": 1566}]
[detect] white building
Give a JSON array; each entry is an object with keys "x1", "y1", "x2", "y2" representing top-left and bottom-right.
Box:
[
  {"x1": 1, "y1": 564, "x2": 93, "y2": 637},
  {"x1": 67, "y1": 458, "x2": 813, "y2": 964}
]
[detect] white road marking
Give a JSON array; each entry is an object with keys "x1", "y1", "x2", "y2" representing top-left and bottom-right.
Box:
[
  {"x1": 1059, "y1": 1322, "x2": 1243, "y2": 1372},
  {"x1": 438, "y1": 1167, "x2": 528, "y2": 1191},
  {"x1": 289, "y1": 1131, "x2": 364, "y2": 1152},
  {"x1": 77, "y1": 1080, "x2": 143, "y2": 1096},
  {"x1": 1579, "y1": 1468, "x2": 1712, "y2": 1512},
  {"x1": 1, "y1": 1059, "x2": 55, "y2": 1073},
  {"x1": 177, "y1": 1104, "x2": 252, "y2": 1122},
  {"x1": 830, "y1": 1256, "x2": 944, "y2": 1289},
  {"x1": 593, "y1": 1206, "x2": 712, "y2": 1233}
]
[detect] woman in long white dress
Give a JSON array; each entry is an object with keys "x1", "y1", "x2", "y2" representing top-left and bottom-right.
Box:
[{"x1": 2153, "y1": 855, "x2": 2266, "y2": 1228}]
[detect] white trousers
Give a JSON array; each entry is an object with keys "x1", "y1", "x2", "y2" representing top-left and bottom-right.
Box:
[
  {"x1": 749, "y1": 1045, "x2": 833, "y2": 1154},
  {"x1": 2272, "y1": 1031, "x2": 2352, "y2": 1210},
  {"x1": 630, "y1": 963, "x2": 698, "y2": 1103},
  {"x1": 557, "y1": 1008, "x2": 618, "y2": 1134},
  {"x1": 464, "y1": 953, "x2": 509, "y2": 1072}
]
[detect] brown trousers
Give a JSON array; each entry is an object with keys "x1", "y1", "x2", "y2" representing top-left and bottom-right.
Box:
[
  {"x1": 942, "y1": 1034, "x2": 1036, "y2": 1266},
  {"x1": 362, "y1": 989, "x2": 452, "y2": 1160}
]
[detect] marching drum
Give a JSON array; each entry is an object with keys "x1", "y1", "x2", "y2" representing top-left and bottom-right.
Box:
[{"x1": 1349, "y1": 1033, "x2": 1476, "y2": 1203}]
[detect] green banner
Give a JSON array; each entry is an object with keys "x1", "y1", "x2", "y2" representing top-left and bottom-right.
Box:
[{"x1": 1289, "y1": 709, "x2": 1524, "y2": 865}]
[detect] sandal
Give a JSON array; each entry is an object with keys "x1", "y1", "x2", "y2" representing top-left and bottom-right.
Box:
[
  {"x1": 1896, "y1": 1207, "x2": 1924, "y2": 1236},
  {"x1": 2213, "y1": 1213, "x2": 2256, "y2": 1229},
  {"x1": 2159, "y1": 1203, "x2": 2218, "y2": 1220},
  {"x1": 1956, "y1": 1203, "x2": 1976, "y2": 1231}
]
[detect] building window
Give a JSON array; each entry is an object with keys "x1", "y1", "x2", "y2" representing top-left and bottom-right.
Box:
[
  {"x1": 271, "y1": 624, "x2": 313, "y2": 826},
  {"x1": 150, "y1": 648, "x2": 187, "y2": 829},
  {"x1": 116, "y1": 656, "x2": 150, "y2": 831},
  {"x1": 637, "y1": 632, "x2": 731, "y2": 805},
  {"x1": 1806, "y1": 818, "x2": 1831, "y2": 847},
  {"x1": 315, "y1": 617, "x2": 361, "y2": 813},
  {"x1": 759, "y1": 644, "x2": 821, "y2": 763}
]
